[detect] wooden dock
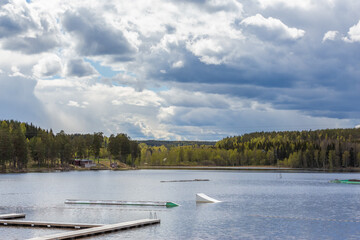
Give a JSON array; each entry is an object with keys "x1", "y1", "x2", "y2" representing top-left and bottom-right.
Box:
[
  {"x1": 27, "y1": 219, "x2": 160, "y2": 240},
  {"x1": 0, "y1": 213, "x2": 26, "y2": 219},
  {"x1": 0, "y1": 220, "x2": 102, "y2": 229}
]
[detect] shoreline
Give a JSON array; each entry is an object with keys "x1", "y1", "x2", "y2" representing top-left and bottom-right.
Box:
[
  {"x1": 0, "y1": 166, "x2": 133, "y2": 174},
  {"x1": 2, "y1": 165, "x2": 360, "y2": 174},
  {"x1": 137, "y1": 165, "x2": 360, "y2": 173}
]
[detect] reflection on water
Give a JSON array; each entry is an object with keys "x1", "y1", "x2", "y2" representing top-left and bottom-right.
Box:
[{"x1": 1, "y1": 170, "x2": 360, "y2": 239}]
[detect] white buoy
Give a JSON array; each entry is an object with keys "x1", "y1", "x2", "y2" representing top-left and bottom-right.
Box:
[{"x1": 196, "y1": 193, "x2": 221, "y2": 203}]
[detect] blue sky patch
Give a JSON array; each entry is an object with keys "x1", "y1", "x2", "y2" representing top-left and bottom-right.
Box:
[{"x1": 85, "y1": 59, "x2": 121, "y2": 78}]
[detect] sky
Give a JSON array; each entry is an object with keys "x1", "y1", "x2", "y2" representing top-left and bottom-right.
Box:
[{"x1": 1, "y1": 0, "x2": 360, "y2": 140}]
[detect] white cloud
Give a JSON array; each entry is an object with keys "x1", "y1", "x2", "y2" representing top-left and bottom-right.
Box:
[
  {"x1": 343, "y1": 20, "x2": 360, "y2": 43},
  {"x1": 172, "y1": 60, "x2": 184, "y2": 68},
  {"x1": 0, "y1": 0, "x2": 359, "y2": 140},
  {"x1": 67, "y1": 100, "x2": 81, "y2": 108},
  {"x1": 241, "y1": 14, "x2": 305, "y2": 41},
  {"x1": 65, "y1": 59, "x2": 98, "y2": 78},
  {"x1": 257, "y1": 0, "x2": 314, "y2": 9},
  {"x1": 322, "y1": 31, "x2": 339, "y2": 42},
  {"x1": 0, "y1": 0, "x2": 61, "y2": 54},
  {"x1": 33, "y1": 54, "x2": 62, "y2": 78},
  {"x1": 10, "y1": 65, "x2": 26, "y2": 77},
  {"x1": 185, "y1": 37, "x2": 241, "y2": 65},
  {"x1": 35, "y1": 79, "x2": 167, "y2": 137}
]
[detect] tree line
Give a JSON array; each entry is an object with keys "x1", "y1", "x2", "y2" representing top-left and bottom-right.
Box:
[
  {"x1": 0, "y1": 120, "x2": 140, "y2": 170},
  {"x1": 215, "y1": 129, "x2": 360, "y2": 168},
  {"x1": 138, "y1": 128, "x2": 360, "y2": 169},
  {"x1": 2, "y1": 119, "x2": 360, "y2": 170}
]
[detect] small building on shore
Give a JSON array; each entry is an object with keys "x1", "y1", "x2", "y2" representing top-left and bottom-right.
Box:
[{"x1": 73, "y1": 159, "x2": 96, "y2": 168}]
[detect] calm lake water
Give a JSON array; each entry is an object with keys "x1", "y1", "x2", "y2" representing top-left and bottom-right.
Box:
[{"x1": 1, "y1": 170, "x2": 360, "y2": 239}]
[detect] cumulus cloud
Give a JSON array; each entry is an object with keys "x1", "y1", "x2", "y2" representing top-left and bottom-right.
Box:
[
  {"x1": 257, "y1": 0, "x2": 314, "y2": 9},
  {"x1": 34, "y1": 77, "x2": 355, "y2": 140},
  {"x1": 322, "y1": 31, "x2": 339, "y2": 42},
  {"x1": 0, "y1": 0, "x2": 360, "y2": 140},
  {"x1": 343, "y1": 20, "x2": 360, "y2": 42},
  {"x1": 241, "y1": 14, "x2": 305, "y2": 41},
  {"x1": 67, "y1": 100, "x2": 88, "y2": 108},
  {"x1": 0, "y1": 0, "x2": 60, "y2": 54},
  {"x1": 65, "y1": 59, "x2": 98, "y2": 78},
  {"x1": 33, "y1": 54, "x2": 62, "y2": 78},
  {"x1": 3, "y1": 33, "x2": 59, "y2": 54},
  {"x1": 159, "y1": 88, "x2": 230, "y2": 109},
  {"x1": 0, "y1": 1, "x2": 36, "y2": 38},
  {"x1": 172, "y1": 60, "x2": 184, "y2": 68},
  {"x1": 35, "y1": 79, "x2": 168, "y2": 138},
  {"x1": 186, "y1": 38, "x2": 230, "y2": 65},
  {"x1": 62, "y1": 8, "x2": 136, "y2": 58}
]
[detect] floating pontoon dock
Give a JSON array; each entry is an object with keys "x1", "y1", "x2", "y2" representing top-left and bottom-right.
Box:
[
  {"x1": 0, "y1": 213, "x2": 26, "y2": 219},
  {"x1": 27, "y1": 219, "x2": 160, "y2": 240},
  {"x1": 65, "y1": 199, "x2": 179, "y2": 207},
  {"x1": 330, "y1": 179, "x2": 360, "y2": 184},
  {"x1": 161, "y1": 179, "x2": 209, "y2": 182},
  {"x1": 0, "y1": 220, "x2": 102, "y2": 229}
]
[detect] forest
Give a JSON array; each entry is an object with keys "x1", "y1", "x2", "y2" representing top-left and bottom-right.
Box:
[
  {"x1": 1, "y1": 119, "x2": 360, "y2": 170},
  {"x1": 138, "y1": 128, "x2": 360, "y2": 169},
  {"x1": 0, "y1": 120, "x2": 139, "y2": 171}
]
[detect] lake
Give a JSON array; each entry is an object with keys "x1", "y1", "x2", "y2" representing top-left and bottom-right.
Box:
[{"x1": 1, "y1": 170, "x2": 360, "y2": 239}]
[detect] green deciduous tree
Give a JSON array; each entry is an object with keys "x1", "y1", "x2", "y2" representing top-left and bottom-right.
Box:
[
  {"x1": 0, "y1": 121, "x2": 13, "y2": 170},
  {"x1": 29, "y1": 137, "x2": 45, "y2": 166},
  {"x1": 12, "y1": 127, "x2": 28, "y2": 169},
  {"x1": 56, "y1": 130, "x2": 73, "y2": 165},
  {"x1": 92, "y1": 132, "x2": 103, "y2": 163}
]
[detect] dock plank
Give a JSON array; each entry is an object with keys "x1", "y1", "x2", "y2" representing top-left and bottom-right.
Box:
[
  {"x1": 27, "y1": 219, "x2": 160, "y2": 240},
  {"x1": 0, "y1": 220, "x2": 102, "y2": 229},
  {"x1": 0, "y1": 213, "x2": 26, "y2": 219}
]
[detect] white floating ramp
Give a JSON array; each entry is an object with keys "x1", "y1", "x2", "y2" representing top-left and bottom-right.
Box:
[
  {"x1": 196, "y1": 193, "x2": 221, "y2": 203},
  {"x1": 65, "y1": 199, "x2": 178, "y2": 208},
  {"x1": 27, "y1": 219, "x2": 160, "y2": 240},
  {"x1": 0, "y1": 213, "x2": 26, "y2": 219}
]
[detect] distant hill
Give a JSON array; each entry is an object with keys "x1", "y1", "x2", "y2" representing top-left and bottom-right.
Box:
[{"x1": 137, "y1": 140, "x2": 216, "y2": 147}]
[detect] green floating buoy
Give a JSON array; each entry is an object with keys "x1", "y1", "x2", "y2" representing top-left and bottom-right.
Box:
[
  {"x1": 165, "y1": 202, "x2": 179, "y2": 208},
  {"x1": 330, "y1": 179, "x2": 360, "y2": 184}
]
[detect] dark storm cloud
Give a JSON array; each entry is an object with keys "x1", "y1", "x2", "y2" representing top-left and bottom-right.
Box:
[
  {"x1": 140, "y1": 0, "x2": 360, "y2": 122},
  {"x1": 0, "y1": 0, "x2": 9, "y2": 6},
  {"x1": 0, "y1": 3, "x2": 36, "y2": 38},
  {"x1": 0, "y1": 73, "x2": 46, "y2": 125},
  {"x1": 62, "y1": 8, "x2": 136, "y2": 58},
  {"x1": 66, "y1": 59, "x2": 97, "y2": 77},
  {"x1": 170, "y1": 0, "x2": 241, "y2": 13},
  {"x1": 150, "y1": 34, "x2": 360, "y2": 120},
  {"x1": 0, "y1": 15, "x2": 26, "y2": 38},
  {"x1": 153, "y1": 51, "x2": 295, "y2": 88},
  {"x1": 2, "y1": 33, "x2": 59, "y2": 54},
  {"x1": 0, "y1": 1, "x2": 59, "y2": 54},
  {"x1": 1, "y1": 0, "x2": 359, "y2": 140}
]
